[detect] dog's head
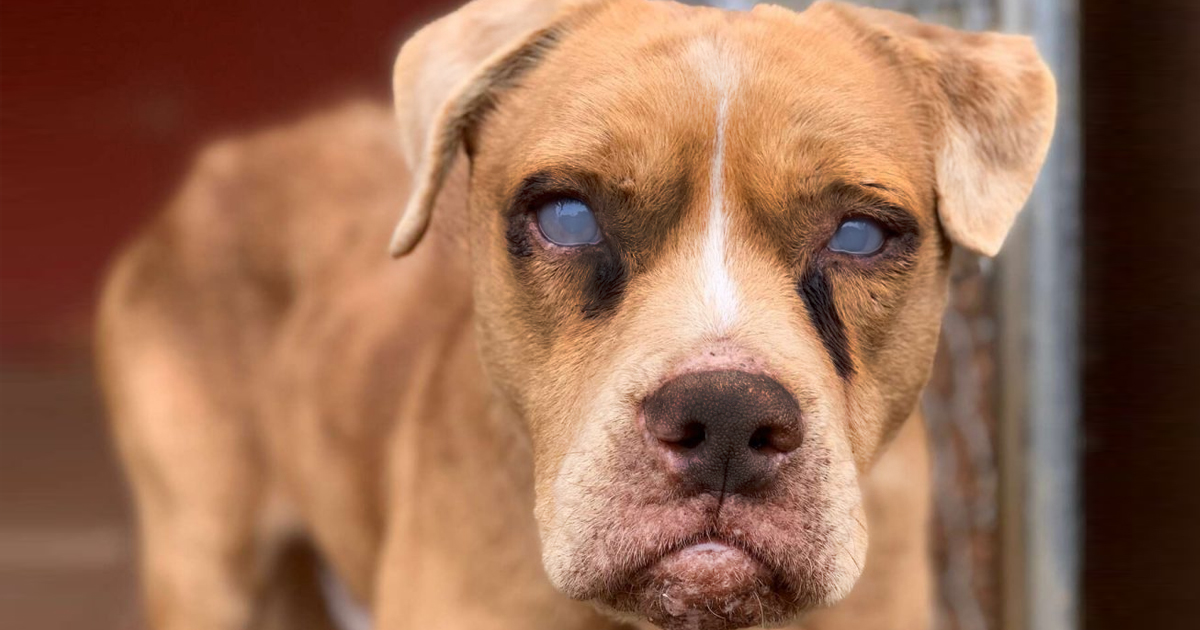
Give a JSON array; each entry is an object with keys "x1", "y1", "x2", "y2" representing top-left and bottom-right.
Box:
[{"x1": 391, "y1": 1, "x2": 1054, "y2": 627}]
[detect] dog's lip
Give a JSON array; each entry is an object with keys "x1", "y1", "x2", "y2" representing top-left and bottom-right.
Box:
[
  {"x1": 594, "y1": 531, "x2": 796, "y2": 630},
  {"x1": 680, "y1": 541, "x2": 735, "y2": 553},
  {"x1": 604, "y1": 529, "x2": 782, "y2": 594},
  {"x1": 657, "y1": 536, "x2": 764, "y2": 565}
]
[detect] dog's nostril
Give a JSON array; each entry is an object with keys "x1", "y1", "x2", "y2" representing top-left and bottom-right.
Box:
[
  {"x1": 675, "y1": 422, "x2": 706, "y2": 449},
  {"x1": 748, "y1": 426, "x2": 773, "y2": 452}
]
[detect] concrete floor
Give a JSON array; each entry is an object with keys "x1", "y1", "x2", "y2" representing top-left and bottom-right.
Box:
[{"x1": 1, "y1": 360, "x2": 138, "y2": 629}]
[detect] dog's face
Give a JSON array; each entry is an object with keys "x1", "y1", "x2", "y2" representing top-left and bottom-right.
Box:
[{"x1": 392, "y1": 1, "x2": 1054, "y2": 628}]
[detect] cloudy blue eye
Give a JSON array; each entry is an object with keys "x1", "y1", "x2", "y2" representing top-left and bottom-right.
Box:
[
  {"x1": 537, "y1": 199, "x2": 601, "y2": 246},
  {"x1": 828, "y1": 218, "x2": 886, "y2": 255}
]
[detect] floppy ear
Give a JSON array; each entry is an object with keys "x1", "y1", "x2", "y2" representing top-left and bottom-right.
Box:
[
  {"x1": 815, "y1": 2, "x2": 1057, "y2": 256},
  {"x1": 389, "y1": 0, "x2": 595, "y2": 257}
]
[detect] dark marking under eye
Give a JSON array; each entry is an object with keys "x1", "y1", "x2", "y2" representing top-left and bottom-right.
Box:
[
  {"x1": 504, "y1": 170, "x2": 633, "y2": 319},
  {"x1": 580, "y1": 247, "x2": 627, "y2": 319},
  {"x1": 506, "y1": 217, "x2": 534, "y2": 258},
  {"x1": 503, "y1": 208, "x2": 627, "y2": 319},
  {"x1": 798, "y1": 266, "x2": 854, "y2": 379}
]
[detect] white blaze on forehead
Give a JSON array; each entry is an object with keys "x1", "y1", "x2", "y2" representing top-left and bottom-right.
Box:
[{"x1": 687, "y1": 36, "x2": 742, "y2": 332}]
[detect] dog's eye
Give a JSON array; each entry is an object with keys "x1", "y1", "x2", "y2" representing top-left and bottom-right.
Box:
[
  {"x1": 828, "y1": 218, "x2": 885, "y2": 255},
  {"x1": 536, "y1": 199, "x2": 601, "y2": 246}
]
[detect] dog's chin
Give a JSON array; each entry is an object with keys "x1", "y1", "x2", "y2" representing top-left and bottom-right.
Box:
[
  {"x1": 624, "y1": 542, "x2": 795, "y2": 630},
  {"x1": 592, "y1": 540, "x2": 811, "y2": 630}
]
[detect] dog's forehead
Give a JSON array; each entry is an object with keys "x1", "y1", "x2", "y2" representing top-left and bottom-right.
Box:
[{"x1": 497, "y1": 0, "x2": 930, "y2": 209}]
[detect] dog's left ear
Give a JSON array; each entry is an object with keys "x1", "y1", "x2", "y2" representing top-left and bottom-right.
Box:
[
  {"x1": 389, "y1": 0, "x2": 597, "y2": 257},
  {"x1": 815, "y1": 2, "x2": 1057, "y2": 256}
]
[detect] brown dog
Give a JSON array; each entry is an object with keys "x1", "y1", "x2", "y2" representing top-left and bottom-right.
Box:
[{"x1": 97, "y1": 1, "x2": 1055, "y2": 629}]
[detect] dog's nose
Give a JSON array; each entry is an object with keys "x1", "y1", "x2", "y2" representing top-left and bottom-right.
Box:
[{"x1": 642, "y1": 370, "x2": 803, "y2": 495}]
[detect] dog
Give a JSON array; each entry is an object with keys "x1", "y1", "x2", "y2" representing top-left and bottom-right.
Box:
[{"x1": 97, "y1": 1, "x2": 1055, "y2": 629}]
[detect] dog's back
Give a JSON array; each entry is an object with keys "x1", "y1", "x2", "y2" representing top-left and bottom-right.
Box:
[{"x1": 95, "y1": 100, "x2": 466, "y2": 628}]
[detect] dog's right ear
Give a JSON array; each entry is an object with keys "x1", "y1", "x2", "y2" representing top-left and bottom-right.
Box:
[
  {"x1": 811, "y1": 1, "x2": 1057, "y2": 257},
  {"x1": 389, "y1": 0, "x2": 596, "y2": 257}
]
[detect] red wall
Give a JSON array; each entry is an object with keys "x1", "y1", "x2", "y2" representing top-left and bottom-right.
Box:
[{"x1": 0, "y1": 0, "x2": 456, "y2": 352}]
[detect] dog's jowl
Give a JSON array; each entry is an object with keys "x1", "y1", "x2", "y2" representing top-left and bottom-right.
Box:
[{"x1": 98, "y1": 1, "x2": 1055, "y2": 629}]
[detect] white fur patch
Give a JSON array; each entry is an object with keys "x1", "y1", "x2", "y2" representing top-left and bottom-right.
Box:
[
  {"x1": 688, "y1": 37, "x2": 742, "y2": 332},
  {"x1": 685, "y1": 541, "x2": 735, "y2": 553}
]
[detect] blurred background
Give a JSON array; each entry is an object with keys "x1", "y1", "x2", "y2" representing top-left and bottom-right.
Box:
[{"x1": 1, "y1": 1, "x2": 1196, "y2": 629}]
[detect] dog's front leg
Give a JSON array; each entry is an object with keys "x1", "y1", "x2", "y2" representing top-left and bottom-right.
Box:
[
  {"x1": 370, "y1": 342, "x2": 622, "y2": 630},
  {"x1": 372, "y1": 516, "x2": 614, "y2": 630}
]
